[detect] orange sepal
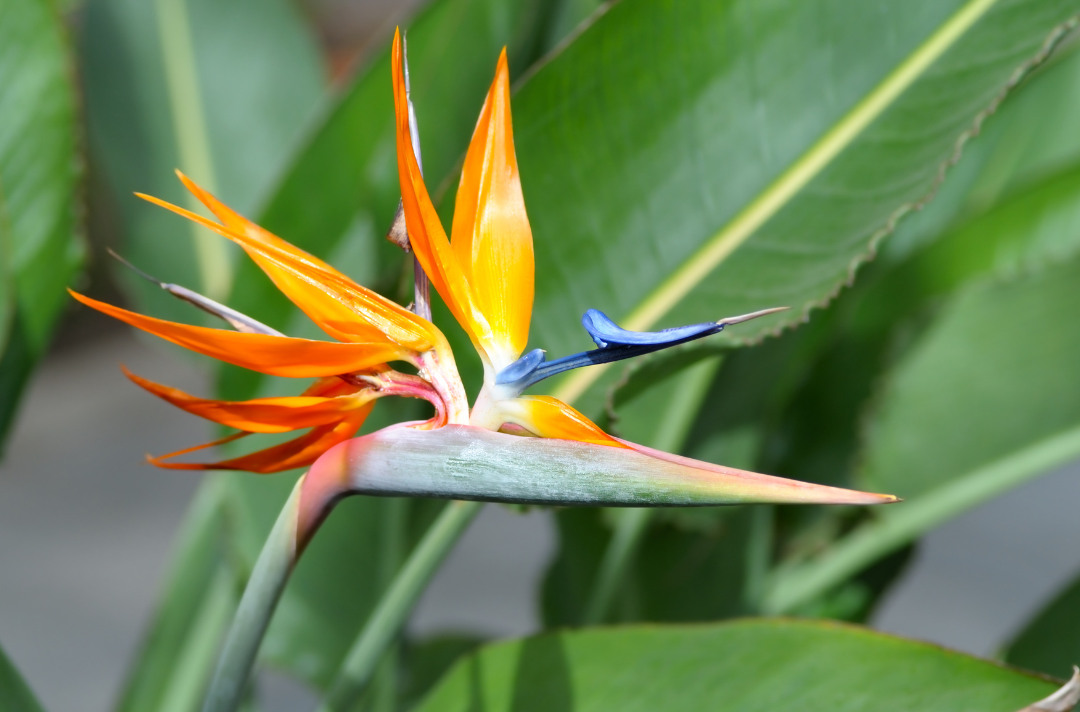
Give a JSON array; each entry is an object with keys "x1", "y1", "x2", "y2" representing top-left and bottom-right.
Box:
[
  {"x1": 71, "y1": 291, "x2": 410, "y2": 377},
  {"x1": 122, "y1": 366, "x2": 373, "y2": 433},
  {"x1": 451, "y1": 47, "x2": 534, "y2": 367},
  {"x1": 173, "y1": 170, "x2": 345, "y2": 278},
  {"x1": 137, "y1": 185, "x2": 438, "y2": 352},
  {"x1": 149, "y1": 403, "x2": 374, "y2": 474},
  {"x1": 500, "y1": 395, "x2": 628, "y2": 448},
  {"x1": 390, "y1": 28, "x2": 495, "y2": 361}
]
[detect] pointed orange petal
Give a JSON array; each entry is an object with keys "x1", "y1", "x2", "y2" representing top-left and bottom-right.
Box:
[
  {"x1": 151, "y1": 404, "x2": 373, "y2": 474},
  {"x1": 496, "y1": 395, "x2": 628, "y2": 448},
  {"x1": 72, "y1": 291, "x2": 408, "y2": 377},
  {"x1": 450, "y1": 47, "x2": 534, "y2": 368},
  {"x1": 175, "y1": 170, "x2": 342, "y2": 275},
  {"x1": 302, "y1": 375, "x2": 368, "y2": 398},
  {"x1": 391, "y1": 29, "x2": 495, "y2": 361},
  {"x1": 143, "y1": 430, "x2": 252, "y2": 464},
  {"x1": 137, "y1": 189, "x2": 438, "y2": 351},
  {"x1": 122, "y1": 366, "x2": 372, "y2": 433}
]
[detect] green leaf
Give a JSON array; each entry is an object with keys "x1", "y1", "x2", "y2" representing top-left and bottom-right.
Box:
[
  {"x1": 399, "y1": 635, "x2": 485, "y2": 712},
  {"x1": 81, "y1": 0, "x2": 324, "y2": 315},
  {"x1": 0, "y1": 638, "x2": 45, "y2": 712},
  {"x1": 414, "y1": 619, "x2": 1057, "y2": 712},
  {"x1": 865, "y1": 264, "x2": 1080, "y2": 501},
  {"x1": 114, "y1": 478, "x2": 235, "y2": 712},
  {"x1": 0, "y1": 0, "x2": 83, "y2": 449},
  {"x1": 1006, "y1": 572, "x2": 1080, "y2": 680},
  {"x1": 513, "y1": 0, "x2": 1080, "y2": 412},
  {"x1": 765, "y1": 258, "x2": 1080, "y2": 613},
  {"x1": 880, "y1": 39, "x2": 1080, "y2": 264}
]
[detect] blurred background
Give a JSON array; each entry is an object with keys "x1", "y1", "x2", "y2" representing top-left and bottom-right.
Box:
[{"x1": 5, "y1": 0, "x2": 1080, "y2": 710}]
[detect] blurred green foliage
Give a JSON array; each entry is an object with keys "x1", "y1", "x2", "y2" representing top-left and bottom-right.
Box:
[{"x1": 0, "y1": 0, "x2": 83, "y2": 449}]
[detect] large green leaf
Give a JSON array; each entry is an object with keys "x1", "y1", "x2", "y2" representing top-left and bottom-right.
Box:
[
  {"x1": 1006, "y1": 571, "x2": 1080, "y2": 680},
  {"x1": 81, "y1": 0, "x2": 324, "y2": 317},
  {"x1": 676, "y1": 36, "x2": 1080, "y2": 617},
  {"x1": 0, "y1": 0, "x2": 83, "y2": 448},
  {"x1": 415, "y1": 620, "x2": 1057, "y2": 712},
  {"x1": 765, "y1": 256, "x2": 1080, "y2": 613},
  {"x1": 511, "y1": 0, "x2": 1080, "y2": 413}
]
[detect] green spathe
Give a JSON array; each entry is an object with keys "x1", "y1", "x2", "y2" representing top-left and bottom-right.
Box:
[{"x1": 304, "y1": 425, "x2": 895, "y2": 508}]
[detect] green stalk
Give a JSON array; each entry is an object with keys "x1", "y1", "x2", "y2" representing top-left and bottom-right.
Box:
[
  {"x1": 583, "y1": 507, "x2": 653, "y2": 625},
  {"x1": 319, "y1": 500, "x2": 484, "y2": 712},
  {"x1": 762, "y1": 423, "x2": 1080, "y2": 614},
  {"x1": 154, "y1": 0, "x2": 232, "y2": 301},
  {"x1": 116, "y1": 476, "x2": 232, "y2": 712},
  {"x1": 160, "y1": 568, "x2": 236, "y2": 712},
  {"x1": 202, "y1": 480, "x2": 302, "y2": 712},
  {"x1": 582, "y1": 355, "x2": 722, "y2": 624},
  {"x1": 741, "y1": 505, "x2": 774, "y2": 612},
  {"x1": 371, "y1": 499, "x2": 408, "y2": 712}
]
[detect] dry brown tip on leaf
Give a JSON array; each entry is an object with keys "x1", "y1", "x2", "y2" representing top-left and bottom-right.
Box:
[{"x1": 386, "y1": 200, "x2": 410, "y2": 251}]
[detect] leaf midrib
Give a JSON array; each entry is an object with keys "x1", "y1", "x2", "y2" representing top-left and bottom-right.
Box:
[{"x1": 551, "y1": 0, "x2": 1000, "y2": 405}]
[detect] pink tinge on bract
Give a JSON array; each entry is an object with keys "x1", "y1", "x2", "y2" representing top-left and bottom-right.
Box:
[{"x1": 613, "y1": 437, "x2": 899, "y2": 506}]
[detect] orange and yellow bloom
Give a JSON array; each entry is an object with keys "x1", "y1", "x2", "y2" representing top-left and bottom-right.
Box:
[{"x1": 71, "y1": 29, "x2": 896, "y2": 515}]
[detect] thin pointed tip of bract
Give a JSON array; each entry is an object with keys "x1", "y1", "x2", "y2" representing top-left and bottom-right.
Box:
[
  {"x1": 106, "y1": 247, "x2": 164, "y2": 287},
  {"x1": 716, "y1": 306, "x2": 790, "y2": 326}
]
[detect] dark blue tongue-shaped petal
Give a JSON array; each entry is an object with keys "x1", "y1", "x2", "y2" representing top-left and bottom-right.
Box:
[
  {"x1": 494, "y1": 306, "x2": 788, "y2": 394},
  {"x1": 581, "y1": 309, "x2": 722, "y2": 348}
]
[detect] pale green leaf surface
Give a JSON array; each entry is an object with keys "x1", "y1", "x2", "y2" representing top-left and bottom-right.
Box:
[
  {"x1": 882, "y1": 39, "x2": 1080, "y2": 263},
  {"x1": 521, "y1": 0, "x2": 1080, "y2": 411},
  {"x1": 415, "y1": 620, "x2": 1056, "y2": 712}
]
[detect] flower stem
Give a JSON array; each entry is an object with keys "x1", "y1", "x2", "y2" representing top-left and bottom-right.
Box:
[
  {"x1": 201, "y1": 480, "x2": 301, "y2": 712},
  {"x1": 318, "y1": 500, "x2": 483, "y2": 712},
  {"x1": 583, "y1": 507, "x2": 653, "y2": 625}
]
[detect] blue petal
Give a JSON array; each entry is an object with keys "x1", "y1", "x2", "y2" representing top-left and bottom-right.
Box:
[
  {"x1": 495, "y1": 348, "x2": 545, "y2": 385},
  {"x1": 494, "y1": 306, "x2": 787, "y2": 396},
  {"x1": 581, "y1": 309, "x2": 721, "y2": 348}
]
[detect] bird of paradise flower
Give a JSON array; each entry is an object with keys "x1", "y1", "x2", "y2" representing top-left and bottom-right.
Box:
[
  {"x1": 71, "y1": 29, "x2": 897, "y2": 712},
  {"x1": 72, "y1": 31, "x2": 894, "y2": 511}
]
